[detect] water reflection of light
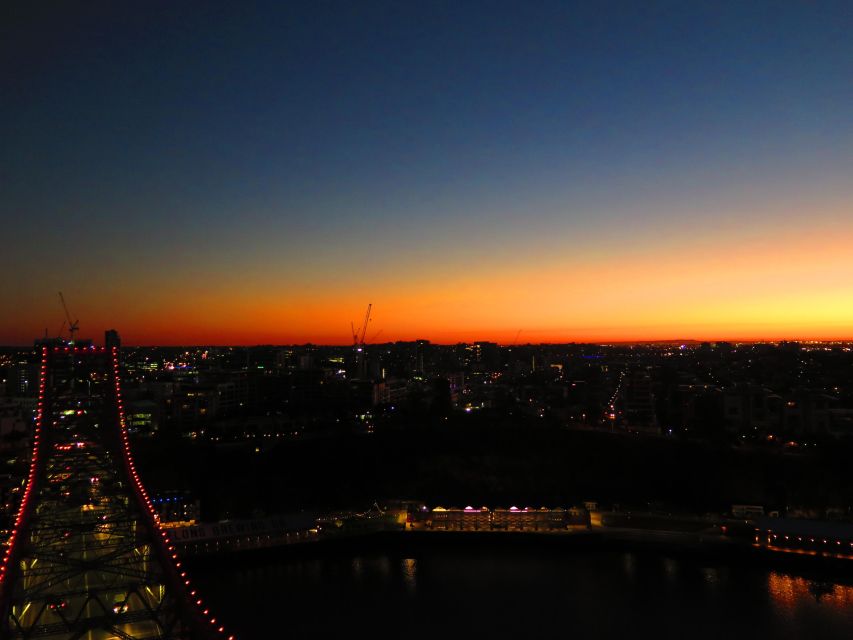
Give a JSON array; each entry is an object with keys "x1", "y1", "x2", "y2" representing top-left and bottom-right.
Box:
[
  {"x1": 622, "y1": 553, "x2": 636, "y2": 580},
  {"x1": 376, "y1": 556, "x2": 391, "y2": 578},
  {"x1": 663, "y1": 557, "x2": 678, "y2": 582},
  {"x1": 702, "y1": 567, "x2": 719, "y2": 588},
  {"x1": 768, "y1": 572, "x2": 853, "y2": 616},
  {"x1": 305, "y1": 560, "x2": 321, "y2": 583},
  {"x1": 352, "y1": 557, "x2": 363, "y2": 579},
  {"x1": 402, "y1": 558, "x2": 417, "y2": 593}
]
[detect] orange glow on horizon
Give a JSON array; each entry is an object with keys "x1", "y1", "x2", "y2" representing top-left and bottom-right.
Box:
[{"x1": 5, "y1": 209, "x2": 853, "y2": 346}]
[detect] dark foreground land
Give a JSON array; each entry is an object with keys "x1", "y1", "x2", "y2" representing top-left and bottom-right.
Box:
[{"x1": 136, "y1": 421, "x2": 853, "y2": 520}]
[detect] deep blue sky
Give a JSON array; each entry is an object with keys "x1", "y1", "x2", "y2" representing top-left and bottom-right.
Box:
[{"x1": 2, "y1": 1, "x2": 852, "y2": 344}]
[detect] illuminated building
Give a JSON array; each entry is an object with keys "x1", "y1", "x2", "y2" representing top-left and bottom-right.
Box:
[
  {"x1": 445, "y1": 372, "x2": 465, "y2": 407},
  {"x1": 126, "y1": 399, "x2": 159, "y2": 433},
  {"x1": 6, "y1": 364, "x2": 40, "y2": 397},
  {"x1": 426, "y1": 506, "x2": 590, "y2": 530},
  {"x1": 154, "y1": 491, "x2": 201, "y2": 526},
  {"x1": 472, "y1": 342, "x2": 500, "y2": 372},
  {"x1": 372, "y1": 378, "x2": 409, "y2": 406},
  {"x1": 621, "y1": 367, "x2": 659, "y2": 434}
]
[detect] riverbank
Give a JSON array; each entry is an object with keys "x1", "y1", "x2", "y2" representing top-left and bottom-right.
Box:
[{"x1": 185, "y1": 526, "x2": 853, "y2": 582}]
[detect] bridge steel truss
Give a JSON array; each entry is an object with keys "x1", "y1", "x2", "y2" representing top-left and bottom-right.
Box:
[{"x1": 0, "y1": 346, "x2": 234, "y2": 640}]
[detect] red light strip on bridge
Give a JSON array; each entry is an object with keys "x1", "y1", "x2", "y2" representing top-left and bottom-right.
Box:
[
  {"x1": 109, "y1": 348, "x2": 236, "y2": 640},
  {"x1": 0, "y1": 347, "x2": 48, "y2": 587}
]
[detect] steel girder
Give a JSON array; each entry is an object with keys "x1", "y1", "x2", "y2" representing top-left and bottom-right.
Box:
[{"x1": 0, "y1": 348, "x2": 232, "y2": 640}]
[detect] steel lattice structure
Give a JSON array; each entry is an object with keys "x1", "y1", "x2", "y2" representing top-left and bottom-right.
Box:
[{"x1": 0, "y1": 346, "x2": 234, "y2": 640}]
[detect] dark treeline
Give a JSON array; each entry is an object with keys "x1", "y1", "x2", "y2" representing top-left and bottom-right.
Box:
[{"x1": 137, "y1": 413, "x2": 853, "y2": 521}]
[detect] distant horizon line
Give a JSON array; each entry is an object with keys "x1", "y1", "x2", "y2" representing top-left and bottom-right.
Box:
[{"x1": 3, "y1": 337, "x2": 853, "y2": 349}]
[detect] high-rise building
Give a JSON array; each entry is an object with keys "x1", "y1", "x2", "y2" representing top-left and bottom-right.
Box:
[
  {"x1": 415, "y1": 339, "x2": 430, "y2": 375},
  {"x1": 105, "y1": 329, "x2": 121, "y2": 350},
  {"x1": 7, "y1": 363, "x2": 41, "y2": 397},
  {"x1": 622, "y1": 367, "x2": 659, "y2": 434}
]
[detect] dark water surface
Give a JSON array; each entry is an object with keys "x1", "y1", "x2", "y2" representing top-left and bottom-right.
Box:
[{"x1": 191, "y1": 539, "x2": 853, "y2": 639}]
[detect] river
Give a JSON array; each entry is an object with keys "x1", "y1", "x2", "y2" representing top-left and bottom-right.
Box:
[{"x1": 191, "y1": 537, "x2": 853, "y2": 639}]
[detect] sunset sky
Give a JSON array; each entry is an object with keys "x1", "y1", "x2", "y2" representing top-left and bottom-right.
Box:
[{"x1": 2, "y1": 1, "x2": 851, "y2": 345}]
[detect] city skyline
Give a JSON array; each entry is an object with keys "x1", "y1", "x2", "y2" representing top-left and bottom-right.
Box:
[
  {"x1": 4, "y1": 5, "x2": 853, "y2": 638},
  {"x1": 2, "y1": 2, "x2": 852, "y2": 345}
]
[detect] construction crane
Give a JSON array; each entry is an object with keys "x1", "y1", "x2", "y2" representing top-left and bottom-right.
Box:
[
  {"x1": 356, "y1": 303, "x2": 372, "y2": 347},
  {"x1": 350, "y1": 303, "x2": 372, "y2": 379},
  {"x1": 41, "y1": 320, "x2": 66, "y2": 342},
  {"x1": 58, "y1": 292, "x2": 79, "y2": 345}
]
